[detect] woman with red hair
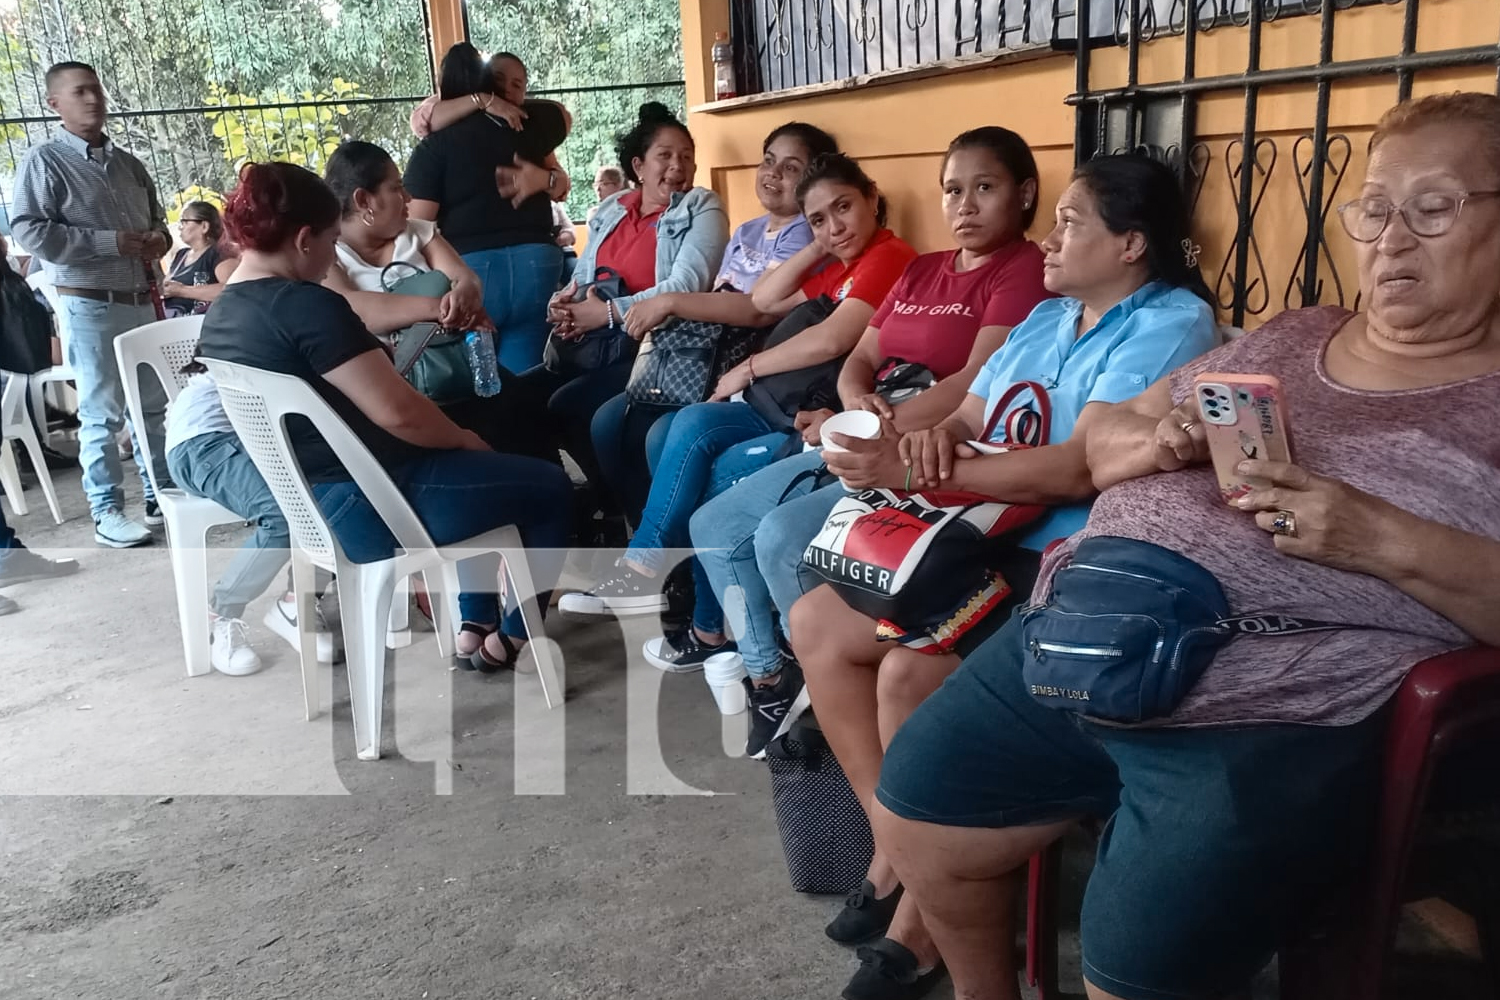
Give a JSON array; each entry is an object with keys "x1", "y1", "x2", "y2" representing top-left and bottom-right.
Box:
[{"x1": 195, "y1": 161, "x2": 573, "y2": 673}]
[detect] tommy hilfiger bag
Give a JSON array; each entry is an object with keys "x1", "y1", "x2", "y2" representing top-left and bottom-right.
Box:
[
  {"x1": 1020, "y1": 535, "x2": 1365, "y2": 723},
  {"x1": 802, "y1": 381, "x2": 1052, "y2": 654}
]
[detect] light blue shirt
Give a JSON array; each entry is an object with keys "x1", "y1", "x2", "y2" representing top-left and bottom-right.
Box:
[{"x1": 967, "y1": 280, "x2": 1220, "y2": 549}]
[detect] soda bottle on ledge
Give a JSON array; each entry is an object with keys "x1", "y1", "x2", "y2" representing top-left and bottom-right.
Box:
[{"x1": 712, "y1": 30, "x2": 736, "y2": 100}]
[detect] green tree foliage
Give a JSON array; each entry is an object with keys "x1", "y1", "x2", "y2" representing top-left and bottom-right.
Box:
[{"x1": 0, "y1": 0, "x2": 683, "y2": 226}]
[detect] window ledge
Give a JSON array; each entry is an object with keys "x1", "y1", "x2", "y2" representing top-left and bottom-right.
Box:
[{"x1": 691, "y1": 42, "x2": 1062, "y2": 114}]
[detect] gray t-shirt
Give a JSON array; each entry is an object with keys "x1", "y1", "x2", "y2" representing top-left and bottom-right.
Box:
[{"x1": 1040, "y1": 306, "x2": 1499, "y2": 727}]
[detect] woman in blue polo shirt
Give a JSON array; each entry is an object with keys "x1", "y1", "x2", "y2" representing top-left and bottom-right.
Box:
[{"x1": 784, "y1": 154, "x2": 1220, "y2": 1000}]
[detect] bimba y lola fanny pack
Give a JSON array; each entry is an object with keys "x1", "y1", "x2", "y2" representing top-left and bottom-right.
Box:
[{"x1": 1020, "y1": 536, "x2": 1370, "y2": 724}]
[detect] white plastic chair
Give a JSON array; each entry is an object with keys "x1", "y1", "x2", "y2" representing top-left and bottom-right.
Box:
[
  {"x1": 202, "y1": 357, "x2": 563, "y2": 761},
  {"x1": 0, "y1": 367, "x2": 64, "y2": 523},
  {"x1": 115, "y1": 316, "x2": 249, "y2": 677}
]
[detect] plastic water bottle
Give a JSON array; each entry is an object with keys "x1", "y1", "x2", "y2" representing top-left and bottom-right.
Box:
[
  {"x1": 464, "y1": 331, "x2": 503, "y2": 397},
  {"x1": 712, "y1": 31, "x2": 736, "y2": 100}
]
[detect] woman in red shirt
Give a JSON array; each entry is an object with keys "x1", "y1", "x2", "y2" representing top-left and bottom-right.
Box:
[{"x1": 560, "y1": 153, "x2": 917, "y2": 615}]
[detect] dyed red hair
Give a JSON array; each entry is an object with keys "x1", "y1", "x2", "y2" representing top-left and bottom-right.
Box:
[{"x1": 223, "y1": 161, "x2": 341, "y2": 252}]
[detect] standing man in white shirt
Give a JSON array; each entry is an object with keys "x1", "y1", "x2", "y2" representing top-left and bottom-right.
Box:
[{"x1": 11, "y1": 61, "x2": 171, "y2": 548}]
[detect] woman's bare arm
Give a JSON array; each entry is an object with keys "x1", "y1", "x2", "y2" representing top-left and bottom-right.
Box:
[
  {"x1": 323, "y1": 350, "x2": 487, "y2": 451},
  {"x1": 322, "y1": 261, "x2": 439, "y2": 335}
]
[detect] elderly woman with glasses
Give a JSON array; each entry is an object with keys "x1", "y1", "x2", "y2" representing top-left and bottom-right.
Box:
[
  {"x1": 161, "y1": 200, "x2": 238, "y2": 316},
  {"x1": 863, "y1": 92, "x2": 1500, "y2": 1000}
]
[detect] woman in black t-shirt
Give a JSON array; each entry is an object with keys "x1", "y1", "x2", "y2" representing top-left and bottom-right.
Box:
[
  {"x1": 161, "y1": 200, "x2": 238, "y2": 316},
  {"x1": 198, "y1": 162, "x2": 574, "y2": 673},
  {"x1": 403, "y1": 43, "x2": 571, "y2": 374}
]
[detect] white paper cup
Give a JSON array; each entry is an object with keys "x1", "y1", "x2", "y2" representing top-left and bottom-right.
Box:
[
  {"x1": 703, "y1": 652, "x2": 748, "y2": 715},
  {"x1": 819, "y1": 409, "x2": 882, "y2": 453}
]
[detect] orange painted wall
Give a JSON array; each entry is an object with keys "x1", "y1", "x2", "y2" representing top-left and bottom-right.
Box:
[{"x1": 680, "y1": 0, "x2": 1500, "y2": 322}]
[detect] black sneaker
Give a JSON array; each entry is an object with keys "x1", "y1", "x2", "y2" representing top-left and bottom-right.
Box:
[
  {"x1": 842, "y1": 938, "x2": 945, "y2": 1000},
  {"x1": 746, "y1": 658, "x2": 804, "y2": 760},
  {"x1": 143, "y1": 499, "x2": 165, "y2": 528},
  {"x1": 0, "y1": 547, "x2": 80, "y2": 587},
  {"x1": 827, "y1": 880, "x2": 905, "y2": 944},
  {"x1": 642, "y1": 630, "x2": 735, "y2": 674},
  {"x1": 558, "y1": 563, "x2": 667, "y2": 616}
]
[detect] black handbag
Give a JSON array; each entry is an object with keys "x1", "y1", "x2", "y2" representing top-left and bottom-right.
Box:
[
  {"x1": 543, "y1": 266, "x2": 636, "y2": 374},
  {"x1": 0, "y1": 264, "x2": 53, "y2": 375},
  {"x1": 742, "y1": 295, "x2": 843, "y2": 431},
  {"x1": 624, "y1": 316, "x2": 760, "y2": 408},
  {"x1": 766, "y1": 715, "x2": 874, "y2": 895}
]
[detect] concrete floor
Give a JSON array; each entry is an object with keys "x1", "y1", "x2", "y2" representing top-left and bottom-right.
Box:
[{"x1": 0, "y1": 465, "x2": 1489, "y2": 1000}]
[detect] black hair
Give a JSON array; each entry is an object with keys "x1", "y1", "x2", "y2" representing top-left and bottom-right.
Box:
[
  {"x1": 438, "y1": 42, "x2": 493, "y2": 101},
  {"x1": 180, "y1": 200, "x2": 224, "y2": 241},
  {"x1": 615, "y1": 102, "x2": 692, "y2": 185},
  {"x1": 45, "y1": 61, "x2": 97, "y2": 91},
  {"x1": 1071, "y1": 153, "x2": 1214, "y2": 305},
  {"x1": 944, "y1": 126, "x2": 1041, "y2": 230},
  {"x1": 795, "y1": 152, "x2": 888, "y2": 228},
  {"x1": 488, "y1": 52, "x2": 525, "y2": 74},
  {"x1": 324, "y1": 140, "x2": 396, "y2": 217},
  {"x1": 762, "y1": 122, "x2": 839, "y2": 162}
]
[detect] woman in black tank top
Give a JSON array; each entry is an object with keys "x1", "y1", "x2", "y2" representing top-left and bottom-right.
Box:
[{"x1": 161, "y1": 200, "x2": 237, "y2": 316}]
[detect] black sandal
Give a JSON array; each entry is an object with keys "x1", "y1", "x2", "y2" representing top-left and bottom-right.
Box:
[
  {"x1": 469, "y1": 631, "x2": 521, "y2": 675},
  {"x1": 454, "y1": 621, "x2": 495, "y2": 671}
]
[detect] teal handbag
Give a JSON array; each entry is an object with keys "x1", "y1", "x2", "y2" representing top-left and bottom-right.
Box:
[{"x1": 380, "y1": 262, "x2": 473, "y2": 405}]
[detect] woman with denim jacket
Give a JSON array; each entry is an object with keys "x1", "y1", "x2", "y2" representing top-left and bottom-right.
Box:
[{"x1": 524, "y1": 102, "x2": 729, "y2": 500}]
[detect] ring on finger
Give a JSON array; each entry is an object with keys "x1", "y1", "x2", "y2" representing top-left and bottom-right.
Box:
[
  {"x1": 1180, "y1": 420, "x2": 1197, "y2": 433},
  {"x1": 1270, "y1": 509, "x2": 1298, "y2": 538}
]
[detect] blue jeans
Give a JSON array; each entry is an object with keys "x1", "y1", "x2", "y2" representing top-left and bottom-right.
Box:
[
  {"x1": 168, "y1": 431, "x2": 290, "y2": 620},
  {"x1": 56, "y1": 295, "x2": 168, "y2": 518},
  {"x1": 690, "y1": 449, "x2": 842, "y2": 677},
  {"x1": 590, "y1": 392, "x2": 676, "y2": 523},
  {"x1": 626, "y1": 400, "x2": 789, "y2": 576},
  {"x1": 311, "y1": 449, "x2": 572, "y2": 636},
  {"x1": 462, "y1": 243, "x2": 564, "y2": 373}
]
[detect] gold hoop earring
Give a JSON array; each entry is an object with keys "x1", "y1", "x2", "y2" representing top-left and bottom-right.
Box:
[{"x1": 361, "y1": 212, "x2": 374, "y2": 227}]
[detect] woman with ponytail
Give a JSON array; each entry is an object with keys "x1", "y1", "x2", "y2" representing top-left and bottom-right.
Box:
[{"x1": 196, "y1": 161, "x2": 574, "y2": 674}]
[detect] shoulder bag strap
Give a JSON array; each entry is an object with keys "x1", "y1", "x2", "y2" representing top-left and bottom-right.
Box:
[
  {"x1": 978, "y1": 379, "x2": 1052, "y2": 446},
  {"x1": 379, "y1": 259, "x2": 425, "y2": 292}
]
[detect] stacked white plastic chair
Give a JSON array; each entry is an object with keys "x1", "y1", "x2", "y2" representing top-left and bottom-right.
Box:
[
  {"x1": 114, "y1": 316, "x2": 248, "y2": 676},
  {"x1": 0, "y1": 366, "x2": 64, "y2": 523},
  {"x1": 202, "y1": 357, "x2": 563, "y2": 761}
]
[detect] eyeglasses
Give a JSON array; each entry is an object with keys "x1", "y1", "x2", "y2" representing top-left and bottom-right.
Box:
[
  {"x1": 180, "y1": 217, "x2": 205, "y2": 225},
  {"x1": 1335, "y1": 190, "x2": 1500, "y2": 242}
]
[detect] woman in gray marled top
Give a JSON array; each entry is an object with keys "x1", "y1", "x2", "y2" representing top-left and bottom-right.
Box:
[
  {"x1": 864, "y1": 93, "x2": 1500, "y2": 1000},
  {"x1": 1082, "y1": 96, "x2": 1500, "y2": 727}
]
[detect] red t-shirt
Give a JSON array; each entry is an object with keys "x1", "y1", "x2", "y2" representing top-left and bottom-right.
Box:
[
  {"x1": 594, "y1": 190, "x2": 663, "y2": 294},
  {"x1": 870, "y1": 241, "x2": 1052, "y2": 378},
  {"x1": 800, "y1": 228, "x2": 917, "y2": 308}
]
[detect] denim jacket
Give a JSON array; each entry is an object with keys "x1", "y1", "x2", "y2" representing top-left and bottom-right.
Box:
[{"x1": 573, "y1": 186, "x2": 729, "y2": 317}]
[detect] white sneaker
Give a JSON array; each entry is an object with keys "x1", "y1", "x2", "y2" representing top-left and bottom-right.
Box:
[
  {"x1": 263, "y1": 597, "x2": 334, "y2": 664},
  {"x1": 93, "y1": 507, "x2": 153, "y2": 548},
  {"x1": 210, "y1": 617, "x2": 263, "y2": 676}
]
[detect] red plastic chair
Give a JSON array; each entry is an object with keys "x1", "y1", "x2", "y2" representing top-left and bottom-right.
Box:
[{"x1": 1025, "y1": 646, "x2": 1500, "y2": 1000}]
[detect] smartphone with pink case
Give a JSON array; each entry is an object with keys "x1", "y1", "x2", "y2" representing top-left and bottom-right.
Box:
[{"x1": 1192, "y1": 373, "x2": 1293, "y2": 504}]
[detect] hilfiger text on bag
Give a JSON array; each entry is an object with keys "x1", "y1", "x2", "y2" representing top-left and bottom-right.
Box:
[{"x1": 803, "y1": 547, "x2": 895, "y2": 591}]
